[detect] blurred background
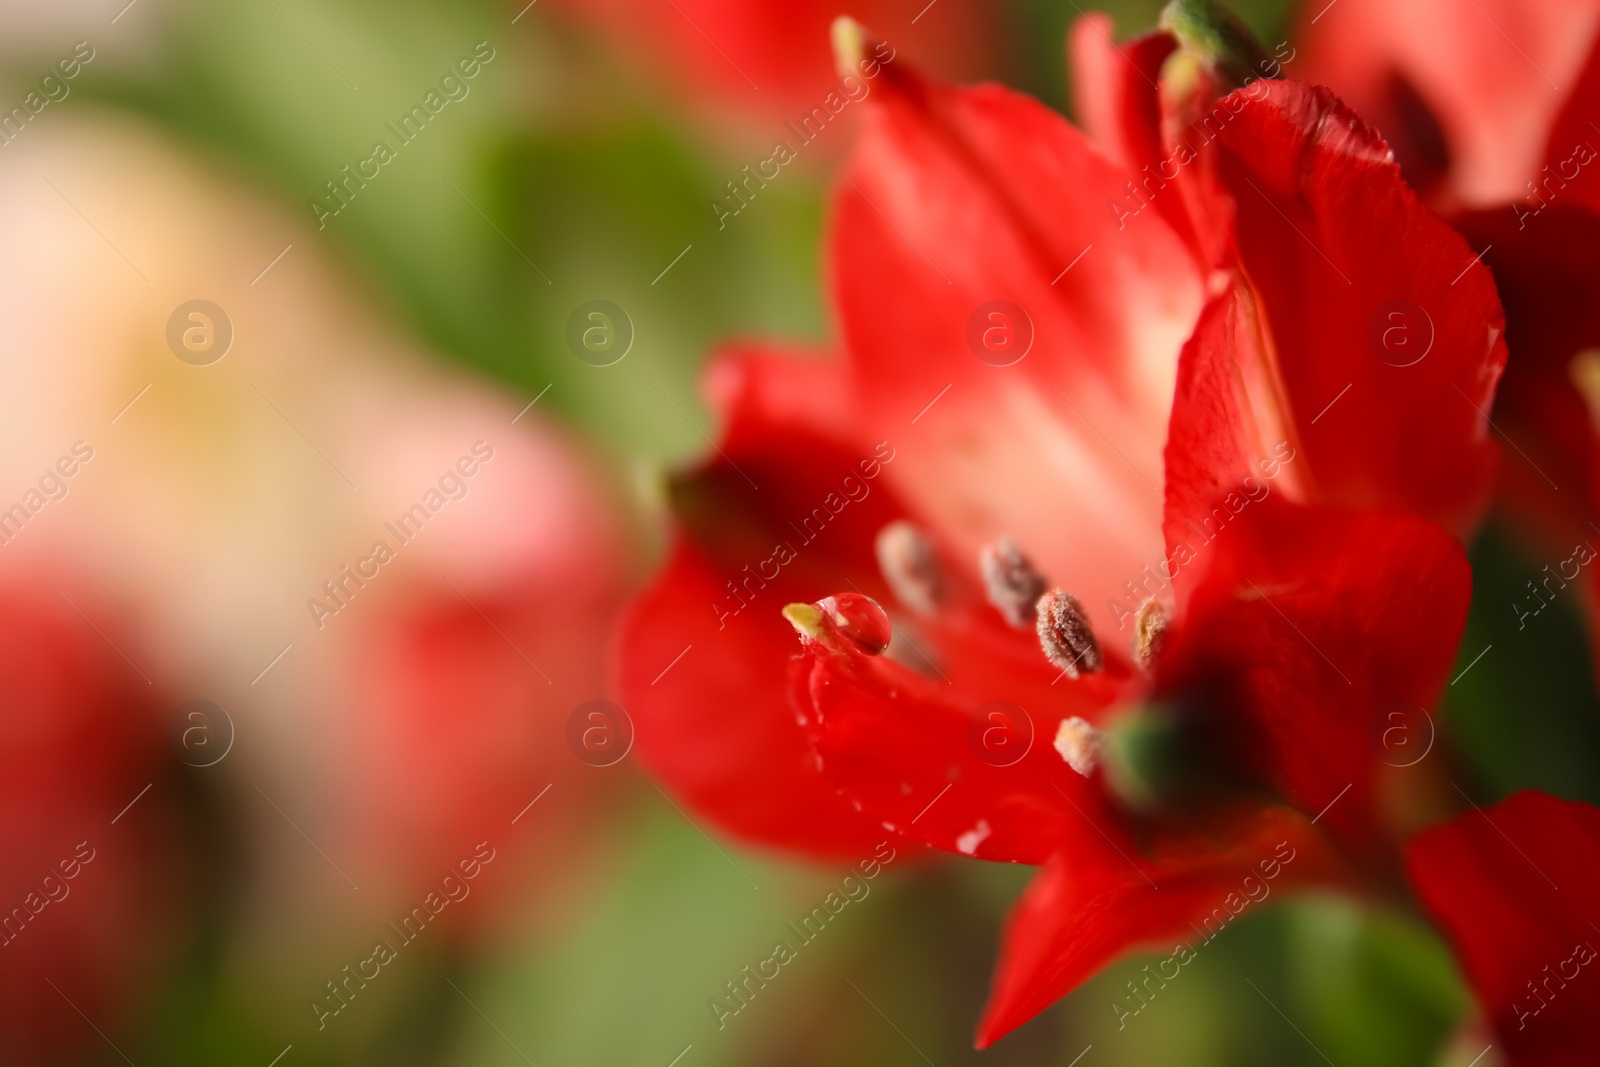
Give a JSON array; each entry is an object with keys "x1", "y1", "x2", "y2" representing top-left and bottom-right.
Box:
[{"x1": 0, "y1": 0, "x2": 1590, "y2": 1063}]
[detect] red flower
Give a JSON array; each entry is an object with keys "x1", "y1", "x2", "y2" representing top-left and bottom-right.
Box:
[
  {"x1": 1406, "y1": 790, "x2": 1600, "y2": 1065},
  {"x1": 1301, "y1": 0, "x2": 1600, "y2": 649},
  {"x1": 0, "y1": 575, "x2": 189, "y2": 1061},
  {"x1": 619, "y1": 16, "x2": 1507, "y2": 1045},
  {"x1": 327, "y1": 539, "x2": 627, "y2": 928},
  {"x1": 1297, "y1": 0, "x2": 1600, "y2": 211}
]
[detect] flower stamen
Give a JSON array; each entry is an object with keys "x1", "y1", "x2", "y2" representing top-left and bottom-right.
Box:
[
  {"x1": 1135, "y1": 600, "x2": 1168, "y2": 670},
  {"x1": 1054, "y1": 716, "x2": 1103, "y2": 776},
  {"x1": 980, "y1": 537, "x2": 1047, "y2": 629},
  {"x1": 875, "y1": 521, "x2": 945, "y2": 616},
  {"x1": 1036, "y1": 589, "x2": 1103, "y2": 677}
]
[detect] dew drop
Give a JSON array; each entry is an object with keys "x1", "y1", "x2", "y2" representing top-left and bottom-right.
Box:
[
  {"x1": 818, "y1": 593, "x2": 893, "y2": 655},
  {"x1": 957, "y1": 820, "x2": 992, "y2": 856}
]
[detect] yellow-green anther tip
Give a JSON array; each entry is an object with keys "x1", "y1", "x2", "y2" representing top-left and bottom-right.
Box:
[
  {"x1": 831, "y1": 17, "x2": 867, "y2": 80},
  {"x1": 783, "y1": 602, "x2": 827, "y2": 638}
]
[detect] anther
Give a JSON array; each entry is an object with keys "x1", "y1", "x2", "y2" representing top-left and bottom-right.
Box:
[
  {"x1": 1036, "y1": 589, "x2": 1102, "y2": 677},
  {"x1": 1570, "y1": 349, "x2": 1600, "y2": 429},
  {"x1": 875, "y1": 521, "x2": 945, "y2": 615},
  {"x1": 980, "y1": 537, "x2": 1047, "y2": 629},
  {"x1": 1054, "y1": 716, "x2": 1103, "y2": 777},
  {"x1": 1134, "y1": 600, "x2": 1168, "y2": 670}
]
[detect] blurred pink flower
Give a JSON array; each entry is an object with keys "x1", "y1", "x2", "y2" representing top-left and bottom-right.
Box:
[{"x1": 0, "y1": 113, "x2": 630, "y2": 1024}]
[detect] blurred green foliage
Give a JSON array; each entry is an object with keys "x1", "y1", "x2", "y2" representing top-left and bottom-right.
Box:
[{"x1": 1447, "y1": 524, "x2": 1600, "y2": 804}]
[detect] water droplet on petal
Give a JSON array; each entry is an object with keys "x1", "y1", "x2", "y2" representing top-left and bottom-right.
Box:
[
  {"x1": 957, "y1": 819, "x2": 992, "y2": 856},
  {"x1": 817, "y1": 593, "x2": 892, "y2": 655}
]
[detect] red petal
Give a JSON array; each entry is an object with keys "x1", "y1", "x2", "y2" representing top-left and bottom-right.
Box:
[
  {"x1": 1162, "y1": 288, "x2": 1282, "y2": 553},
  {"x1": 1069, "y1": 17, "x2": 1176, "y2": 178},
  {"x1": 830, "y1": 58, "x2": 1204, "y2": 635},
  {"x1": 976, "y1": 810, "x2": 1344, "y2": 1047},
  {"x1": 796, "y1": 613, "x2": 1132, "y2": 864},
  {"x1": 1167, "y1": 81, "x2": 1507, "y2": 540},
  {"x1": 706, "y1": 339, "x2": 861, "y2": 450},
  {"x1": 0, "y1": 577, "x2": 182, "y2": 1056},
  {"x1": 1406, "y1": 791, "x2": 1600, "y2": 1065},
  {"x1": 1297, "y1": 0, "x2": 1597, "y2": 207},
  {"x1": 1067, "y1": 18, "x2": 1208, "y2": 258},
  {"x1": 1156, "y1": 501, "x2": 1471, "y2": 858},
  {"x1": 621, "y1": 542, "x2": 882, "y2": 859},
  {"x1": 616, "y1": 349, "x2": 905, "y2": 859},
  {"x1": 1541, "y1": 33, "x2": 1600, "y2": 217},
  {"x1": 1453, "y1": 206, "x2": 1600, "y2": 556}
]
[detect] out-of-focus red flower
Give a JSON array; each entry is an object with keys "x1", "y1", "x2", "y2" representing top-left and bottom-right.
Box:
[
  {"x1": 1297, "y1": 0, "x2": 1600, "y2": 210},
  {"x1": 1406, "y1": 790, "x2": 1600, "y2": 1066},
  {"x1": 619, "y1": 15, "x2": 1507, "y2": 1045},
  {"x1": 320, "y1": 412, "x2": 629, "y2": 927},
  {"x1": 1301, "y1": 0, "x2": 1600, "y2": 657},
  {"x1": 0, "y1": 575, "x2": 189, "y2": 1061},
  {"x1": 542, "y1": 0, "x2": 994, "y2": 128}
]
